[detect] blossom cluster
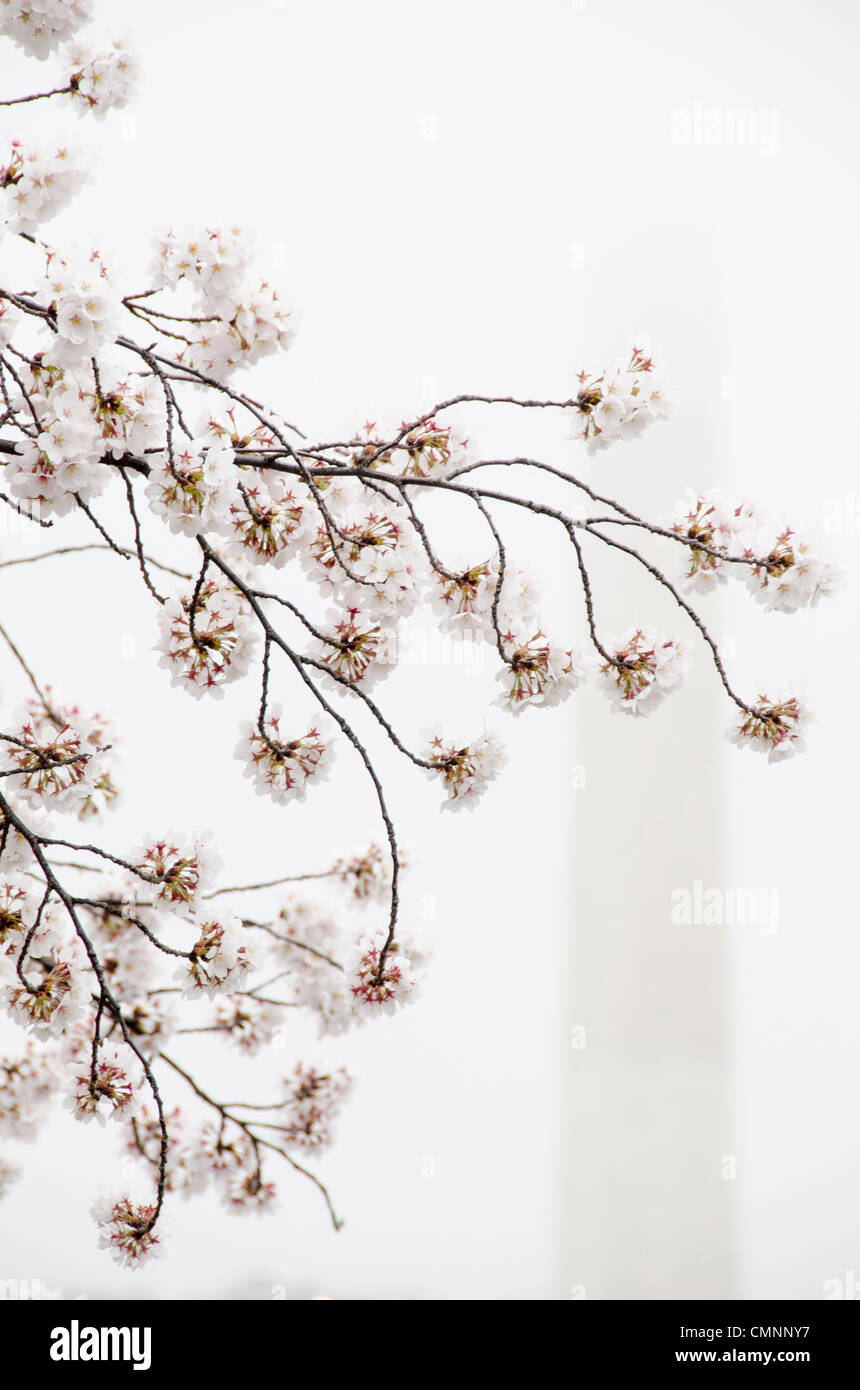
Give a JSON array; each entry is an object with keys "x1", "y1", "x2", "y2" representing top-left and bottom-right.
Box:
[
  {"x1": 235, "y1": 707, "x2": 335, "y2": 805},
  {"x1": 728, "y1": 690, "x2": 808, "y2": 763},
  {"x1": 348, "y1": 931, "x2": 416, "y2": 1015},
  {"x1": 156, "y1": 580, "x2": 257, "y2": 697},
  {"x1": 347, "y1": 417, "x2": 471, "y2": 480},
  {"x1": 122, "y1": 1107, "x2": 277, "y2": 1218},
  {"x1": 130, "y1": 832, "x2": 218, "y2": 910},
  {"x1": 279, "y1": 1062, "x2": 352, "y2": 1148},
  {"x1": 65, "y1": 35, "x2": 137, "y2": 116},
  {"x1": 598, "y1": 628, "x2": 691, "y2": 718},
  {"x1": 663, "y1": 488, "x2": 842, "y2": 610},
  {"x1": 180, "y1": 915, "x2": 255, "y2": 998},
  {"x1": 64, "y1": 1041, "x2": 142, "y2": 1124},
  {"x1": 0, "y1": 874, "x2": 90, "y2": 1038},
  {"x1": 422, "y1": 725, "x2": 508, "y2": 808},
  {"x1": 333, "y1": 842, "x2": 399, "y2": 903},
  {"x1": 0, "y1": 0, "x2": 92, "y2": 60},
  {"x1": 0, "y1": 1039, "x2": 58, "y2": 1137},
  {"x1": 569, "y1": 343, "x2": 674, "y2": 449},
  {"x1": 150, "y1": 225, "x2": 294, "y2": 375},
  {"x1": 0, "y1": 693, "x2": 116, "y2": 817},
  {"x1": 0, "y1": 137, "x2": 85, "y2": 236},
  {"x1": 91, "y1": 1191, "x2": 163, "y2": 1269},
  {"x1": 497, "y1": 620, "x2": 587, "y2": 714},
  {"x1": 143, "y1": 439, "x2": 234, "y2": 536}
]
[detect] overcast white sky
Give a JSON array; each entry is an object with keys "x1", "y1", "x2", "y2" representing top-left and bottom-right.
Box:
[{"x1": 1, "y1": 0, "x2": 859, "y2": 1300}]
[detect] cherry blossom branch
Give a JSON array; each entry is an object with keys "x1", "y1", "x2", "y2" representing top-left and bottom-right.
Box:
[
  {"x1": 0, "y1": 619, "x2": 55, "y2": 711},
  {"x1": 0, "y1": 784, "x2": 170, "y2": 1232},
  {"x1": 0, "y1": 6, "x2": 836, "y2": 1274},
  {"x1": 0, "y1": 543, "x2": 190, "y2": 578},
  {"x1": 197, "y1": 536, "x2": 404, "y2": 976},
  {"x1": 159, "y1": 1052, "x2": 342, "y2": 1230},
  {"x1": 0, "y1": 83, "x2": 73, "y2": 106}
]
